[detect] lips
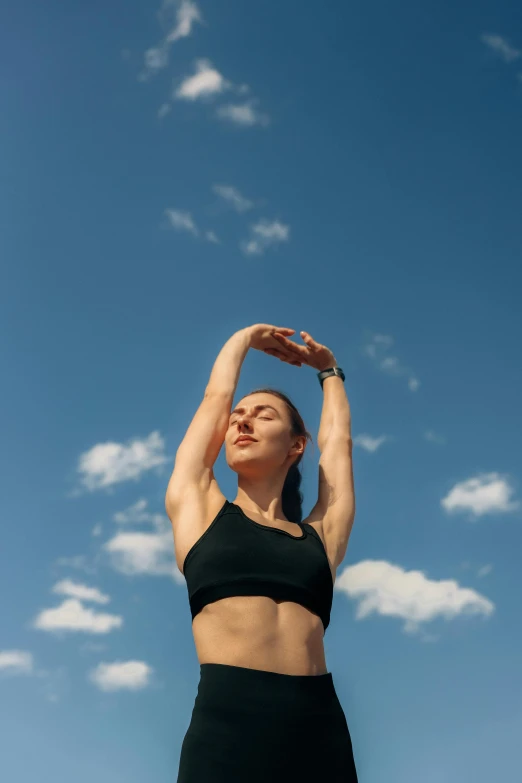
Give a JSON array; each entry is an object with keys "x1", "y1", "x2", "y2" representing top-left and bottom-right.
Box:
[{"x1": 235, "y1": 436, "x2": 257, "y2": 445}]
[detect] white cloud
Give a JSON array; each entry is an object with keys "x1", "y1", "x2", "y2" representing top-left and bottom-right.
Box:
[
  {"x1": 336, "y1": 559, "x2": 494, "y2": 636},
  {"x1": 164, "y1": 208, "x2": 198, "y2": 236},
  {"x1": 362, "y1": 332, "x2": 420, "y2": 392},
  {"x1": 212, "y1": 184, "x2": 254, "y2": 212},
  {"x1": 241, "y1": 219, "x2": 290, "y2": 256},
  {"x1": 216, "y1": 99, "x2": 270, "y2": 127},
  {"x1": 174, "y1": 59, "x2": 230, "y2": 101},
  {"x1": 51, "y1": 579, "x2": 110, "y2": 605},
  {"x1": 481, "y1": 34, "x2": 521, "y2": 63},
  {"x1": 114, "y1": 498, "x2": 148, "y2": 523},
  {"x1": 477, "y1": 564, "x2": 493, "y2": 577},
  {"x1": 32, "y1": 598, "x2": 123, "y2": 634},
  {"x1": 89, "y1": 660, "x2": 153, "y2": 692},
  {"x1": 76, "y1": 431, "x2": 169, "y2": 492},
  {"x1": 0, "y1": 650, "x2": 34, "y2": 676},
  {"x1": 113, "y1": 498, "x2": 169, "y2": 532},
  {"x1": 166, "y1": 0, "x2": 202, "y2": 43},
  {"x1": 104, "y1": 497, "x2": 178, "y2": 578},
  {"x1": 162, "y1": 211, "x2": 220, "y2": 244},
  {"x1": 92, "y1": 523, "x2": 102, "y2": 537},
  {"x1": 103, "y1": 528, "x2": 178, "y2": 580},
  {"x1": 353, "y1": 434, "x2": 387, "y2": 453},
  {"x1": 140, "y1": 1, "x2": 202, "y2": 80},
  {"x1": 441, "y1": 473, "x2": 519, "y2": 517}
]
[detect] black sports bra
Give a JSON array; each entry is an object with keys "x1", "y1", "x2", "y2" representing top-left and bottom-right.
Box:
[{"x1": 182, "y1": 499, "x2": 334, "y2": 633}]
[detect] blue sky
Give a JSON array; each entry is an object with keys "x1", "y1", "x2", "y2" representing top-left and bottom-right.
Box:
[{"x1": 2, "y1": 0, "x2": 522, "y2": 780}]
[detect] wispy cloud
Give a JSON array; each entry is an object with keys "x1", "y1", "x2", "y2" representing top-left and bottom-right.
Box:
[
  {"x1": 164, "y1": 209, "x2": 220, "y2": 244},
  {"x1": 140, "y1": 0, "x2": 203, "y2": 81},
  {"x1": 164, "y1": 208, "x2": 199, "y2": 235},
  {"x1": 213, "y1": 184, "x2": 254, "y2": 213},
  {"x1": 32, "y1": 598, "x2": 123, "y2": 635},
  {"x1": 481, "y1": 34, "x2": 521, "y2": 63},
  {"x1": 423, "y1": 430, "x2": 446, "y2": 445},
  {"x1": 216, "y1": 99, "x2": 270, "y2": 127},
  {"x1": 51, "y1": 579, "x2": 110, "y2": 604},
  {"x1": 353, "y1": 434, "x2": 388, "y2": 453},
  {"x1": 165, "y1": 0, "x2": 202, "y2": 43},
  {"x1": 174, "y1": 59, "x2": 231, "y2": 101},
  {"x1": 205, "y1": 230, "x2": 220, "y2": 244},
  {"x1": 114, "y1": 498, "x2": 153, "y2": 524},
  {"x1": 54, "y1": 554, "x2": 97, "y2": 574},
  {"x1": 158, "y1": 102, "x2": 172, "y2": 119},
  {"x1": 336, "y1": 559, "x2": 494, "y2": 637},
  {"x1": 241, "y1": 219, "x2": 290, "y2": 255},
  {"x1": 441, "y1": 472, "x2": 519, "y2": 518},
  {"x1": 113, "y1": 497, "x2": 170, "y2": 531},
  {"x1": 362, "y1": 332, "x2": 420, "y2": 392},
  {"x1": 0, "y1": 650, "x2": 34, "y2": 676},
  {"x1": 89, "y1": 660, "x2": 153, "y2": 692},
  {"x1": 0, "y1": 651, "x2": 66, "y2": 700},
  {"x1": 74, "y1": 431, "x2": 169, "y2": 493}
]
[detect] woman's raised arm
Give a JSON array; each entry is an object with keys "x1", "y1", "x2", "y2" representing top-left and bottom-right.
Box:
[{"x1": 165, "y1": 325, "x2": 299, "y2": 520}]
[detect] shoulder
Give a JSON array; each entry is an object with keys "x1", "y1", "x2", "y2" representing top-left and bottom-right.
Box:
[{"x1": 301, "y1": 516, "x2": 325, "y2": 542}]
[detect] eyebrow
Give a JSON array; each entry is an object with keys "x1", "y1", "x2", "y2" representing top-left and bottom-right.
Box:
[{"x1": 229, "y1": 404, "x2": 280, "y2": 417}]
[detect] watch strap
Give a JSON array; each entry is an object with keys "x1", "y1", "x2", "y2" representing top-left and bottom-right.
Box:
[{"x1": 317, "y1": 367, "x2": 345, "y2": 387}]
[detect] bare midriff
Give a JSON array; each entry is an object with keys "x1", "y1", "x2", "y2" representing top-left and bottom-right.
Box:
[{"x1": 191, "y1": 595, "x2": 328, "y2": 676}]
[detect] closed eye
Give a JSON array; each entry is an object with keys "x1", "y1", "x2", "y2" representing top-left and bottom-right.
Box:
[{"x1": 230, "y1": 417, "x2": 272, "y2": 425}]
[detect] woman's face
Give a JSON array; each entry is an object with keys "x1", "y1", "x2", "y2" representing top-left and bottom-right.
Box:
[{"x1": 225, "y1": 393, "x2": 299, "y2": 477}]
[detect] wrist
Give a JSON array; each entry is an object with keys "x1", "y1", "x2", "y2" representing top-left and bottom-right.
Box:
[
  {"x1": 317, "y1": 358, "x2": 337, "y2": 372},
  {"x1": 237, "y1": 327, "x2": 254, "y2": 348}
]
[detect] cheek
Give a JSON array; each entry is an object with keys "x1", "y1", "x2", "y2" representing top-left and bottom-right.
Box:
[{"x1": 264, "y1": 431, "x2": 288, "y2": 451}]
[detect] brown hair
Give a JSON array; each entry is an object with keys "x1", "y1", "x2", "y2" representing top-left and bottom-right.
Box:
[{"x1": 246, "y1": 388, "x2": 313, "y2": 523}]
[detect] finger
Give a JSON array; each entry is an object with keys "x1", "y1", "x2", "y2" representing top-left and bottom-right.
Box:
[
  {"x1": 272, "y1": 333, "x2": 300, "y2": 347},
  {"x1": 300, "y1": 331, "x2": 320, "y2": 350},
  {"x1": 273, "y1": 333, "x2": 309, "y2": 358},
  {"x1": 265, "y1": 348, "x2": 301, "y2": 365}
]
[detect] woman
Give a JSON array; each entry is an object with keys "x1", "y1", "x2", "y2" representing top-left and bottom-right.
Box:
[{"x1": 166, "y1": 323, "x2": 358, "y2": 782}]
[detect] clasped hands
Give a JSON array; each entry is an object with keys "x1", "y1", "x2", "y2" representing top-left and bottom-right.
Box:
[{"x1": 246, "y1": 323, "x2": 336, "y2": 373}]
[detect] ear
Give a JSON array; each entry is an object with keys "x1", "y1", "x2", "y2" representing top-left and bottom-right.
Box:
[{"x1": 290, "y1": 435, "x2": 307, "y2": 458}]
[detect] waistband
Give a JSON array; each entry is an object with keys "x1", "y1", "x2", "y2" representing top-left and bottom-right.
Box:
[{"x1": 197, "y1": 662, "x2": 337, "y2": 714}]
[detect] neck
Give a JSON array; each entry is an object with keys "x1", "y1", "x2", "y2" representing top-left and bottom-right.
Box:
[{"x1": 233, "y1": 474, "x2": 288, "y2": 522}]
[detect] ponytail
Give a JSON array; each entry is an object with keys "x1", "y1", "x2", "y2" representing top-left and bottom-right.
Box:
[{"x1": 282, "y1": 460, "x2": 305, "y2": 524}]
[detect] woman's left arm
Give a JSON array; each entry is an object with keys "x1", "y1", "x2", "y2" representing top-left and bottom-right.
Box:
[
  {"x1": 315, "y1": 375, "x2": 355, "y2": 565},
  {"x1": 273, "y1": 331, "x2": 356, "y2": 564}
]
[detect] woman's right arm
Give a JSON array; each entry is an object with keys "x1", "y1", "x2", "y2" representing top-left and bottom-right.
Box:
[
  {"x1": 164, "y1": 324, "x2": 299, "y2": 523},
  {"x1": 165, "y1": 328, "x2": 251, "y2": 520}
]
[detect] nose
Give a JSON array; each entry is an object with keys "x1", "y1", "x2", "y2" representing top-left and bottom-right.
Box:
[{"x1": 235, "y1": 413, "x2": 254, "y2": 430}]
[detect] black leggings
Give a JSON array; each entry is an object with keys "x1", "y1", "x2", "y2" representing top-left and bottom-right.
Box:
[{"x1": 177, "y1": 662, "x2": 359, "y2": 782}]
